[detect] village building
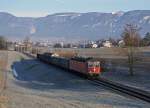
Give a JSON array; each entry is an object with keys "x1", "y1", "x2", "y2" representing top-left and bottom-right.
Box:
[{"x1": 103, "y1": 40, "x2": 113, "y2": 48}]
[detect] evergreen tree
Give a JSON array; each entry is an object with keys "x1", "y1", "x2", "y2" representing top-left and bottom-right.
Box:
[
  {"x1": 141, "y1": 32, "x2": 150, "y2": 46},
  {"x1": 0, "y1": 36, "x2": 7, "y2": 50}
]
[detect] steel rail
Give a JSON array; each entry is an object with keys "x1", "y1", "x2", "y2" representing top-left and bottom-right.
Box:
[{"x1": 88, "y1": 78, "x2": 150, "y2": 103}]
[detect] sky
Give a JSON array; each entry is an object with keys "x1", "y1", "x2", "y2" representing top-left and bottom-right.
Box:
[{"x1": 0, "y1": 0, "x2": 149, "y2": 17}]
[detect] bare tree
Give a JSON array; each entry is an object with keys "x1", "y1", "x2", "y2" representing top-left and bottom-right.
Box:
[
  {"x1": 121, "y1": 24, "x2": 141, "y2": 76},
  {"x1": 23, "y1": 36, "x2": 32, "y2": 52},
  {"x1": 53, "y1": 43, "x2": 62, "y2": 48}
]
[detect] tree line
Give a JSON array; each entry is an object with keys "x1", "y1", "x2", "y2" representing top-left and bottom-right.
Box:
[{"x1": 0, "y1": 36, "x2": 7, "y2": 50}]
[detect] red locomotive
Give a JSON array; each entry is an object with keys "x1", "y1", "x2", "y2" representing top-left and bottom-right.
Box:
[
  {"x1": 70, "y1": 57, "x2": 101, "y2": 77},
  {"x1": 87, "y1": 61, "x2": 101, "y2": 75},
  {"x1": 37, "y1": 53, "x2": 101, "y2": 78}
]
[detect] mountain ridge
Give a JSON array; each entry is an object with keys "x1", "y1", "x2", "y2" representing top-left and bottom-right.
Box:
[{"x1": 0, "y1": 10, "x2": 150, "y2": 41}]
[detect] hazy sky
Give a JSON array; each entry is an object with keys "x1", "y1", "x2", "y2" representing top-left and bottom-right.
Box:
[{"x1": 0, "y1": 0, "x2": 149, "y2": 17}]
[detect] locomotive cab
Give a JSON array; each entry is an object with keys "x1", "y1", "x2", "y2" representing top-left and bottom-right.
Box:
[{"x1": 88, "y1": 61, "x2": 101, "y2": 75}]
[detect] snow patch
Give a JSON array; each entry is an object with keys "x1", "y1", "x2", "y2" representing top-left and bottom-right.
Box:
[
  {"x1": 12, "y1": 68, "x2": 18, "y2": 77},
  {"x1": 55, "y1": 13, "x2": 81, "y2": 17},
  {"x1": 112, "y1": 11, "x2": 124, "y2": 16},
  {"x1": 55, "y1": 14, "x2": 71, "y2": 17},
  {"x1": 70, "y1": 14, "x2": 81, "y2": 19},
  {"x1": 143, "y1": 16, "x2": 150, "y2": 20}
]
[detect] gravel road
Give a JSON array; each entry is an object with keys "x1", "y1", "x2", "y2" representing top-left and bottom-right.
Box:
[{"x1": 1, "y1": 51, "x2": 149, "y2": 108}]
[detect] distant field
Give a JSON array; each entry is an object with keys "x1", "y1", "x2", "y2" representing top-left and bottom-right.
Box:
[
  {"x1": 49, "y1": 47, "x2": 124, "y2": 58},
  {"x1": 47, "y1": 47, "x2": 150, "y2": 58}
]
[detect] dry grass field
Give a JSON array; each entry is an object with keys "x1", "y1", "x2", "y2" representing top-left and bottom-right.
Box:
[
  {"x1": 32, "y1": 46, "x2": 148, "y2": 59},
  {"x1": 50, "y1": 47, "x2": 123, "y2": 58},
  {"x1": 48, "y1": 47, "x2": 149, "y2": 59},
  {"x1": 0, "y1": 50, "x2": 8, "y2": 108}
]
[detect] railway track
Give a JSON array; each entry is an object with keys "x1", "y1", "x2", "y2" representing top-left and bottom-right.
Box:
[
  {"x1": 88, "y1": 78, "x2": 150, "y2": 103},
  {"x1": 22, "y1": 52, "x2": 150, "y2": 103}
]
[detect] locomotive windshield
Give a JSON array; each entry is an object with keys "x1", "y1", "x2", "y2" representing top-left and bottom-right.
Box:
[{"x1": 88, "y1": 61, "x2": 100, "y2": 67}]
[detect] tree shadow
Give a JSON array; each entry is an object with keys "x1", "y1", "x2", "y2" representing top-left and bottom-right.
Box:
[
  {"x1": 11, "y1": 59, "x2": 103, "y2": 92},
  {"x1": 10, "y1": 59, "x2": 147, "y2": 107}
]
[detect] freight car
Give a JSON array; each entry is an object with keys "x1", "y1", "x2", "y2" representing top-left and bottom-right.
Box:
[
  {"x1": 37, "y1": 53, "x2": 69, "y2": 69},
  {"x1": 37, "y1": 53, "x2": 51, "y2": 63},
  {"x1": 37, "y1": 53, "x2": 101, "y2": 77}
]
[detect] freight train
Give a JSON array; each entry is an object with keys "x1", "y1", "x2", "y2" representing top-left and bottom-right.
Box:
[{"x1": 37, "y1": 53, "x2": 101, "y2": 77}]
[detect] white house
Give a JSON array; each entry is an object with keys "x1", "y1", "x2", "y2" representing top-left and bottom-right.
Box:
[
  {"x1": 103, "y1": 41, "x2": 113, "y2": 48},
  {"x1": 92, "y1": 43, "x2": 98, "y2": 48}
]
